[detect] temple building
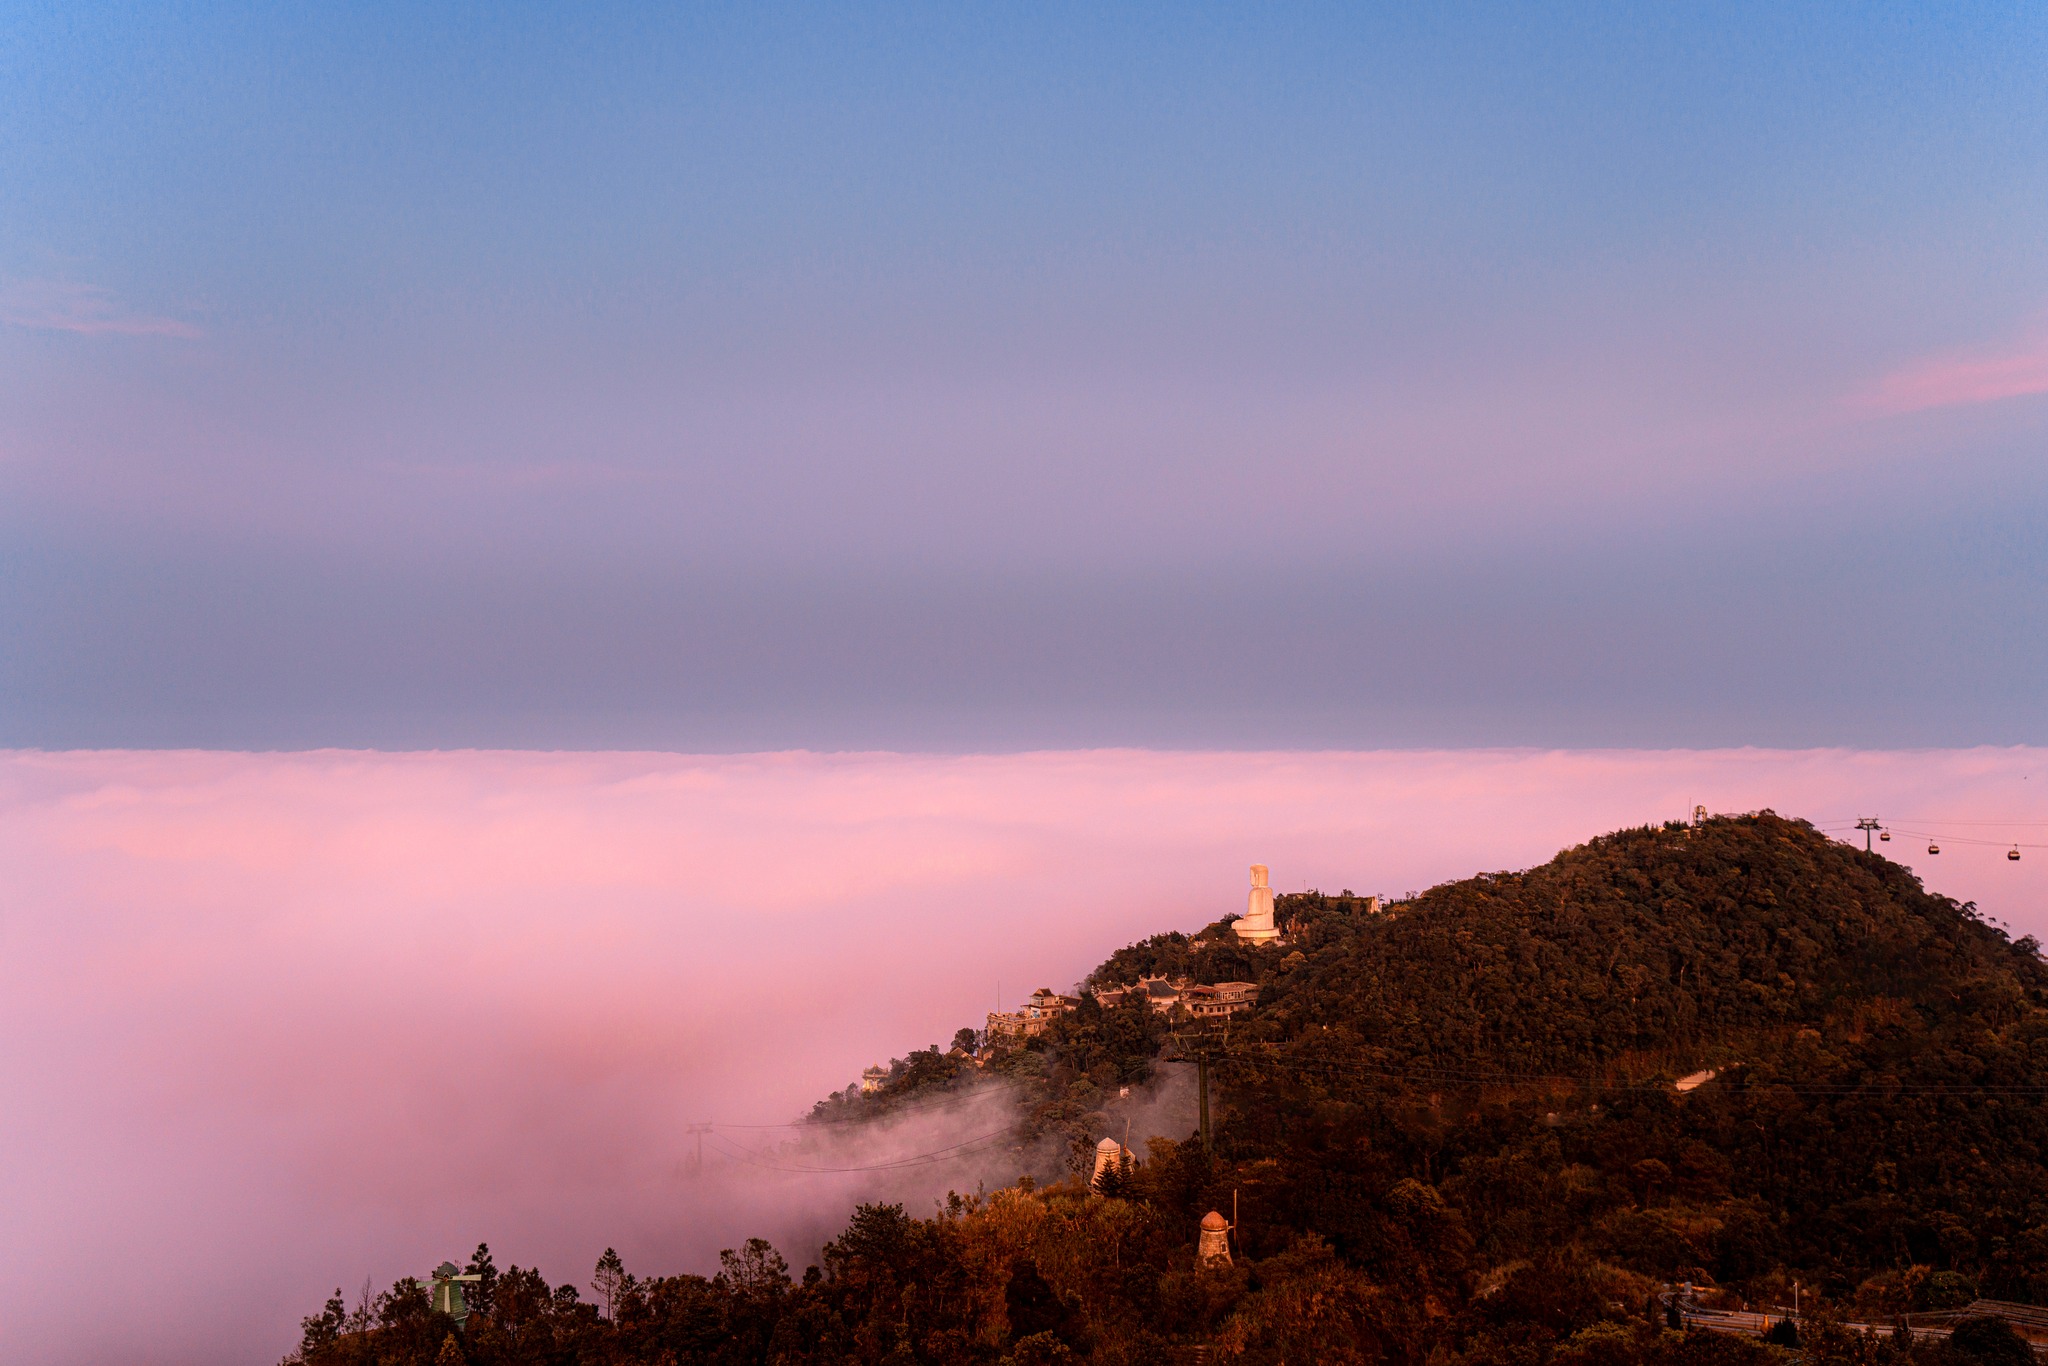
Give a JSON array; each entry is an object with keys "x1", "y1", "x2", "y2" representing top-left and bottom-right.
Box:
[
  {"x1": 986, "y1": 987, "x2": 1081, "y2": 1040},
  {"x1": 1093, "y1": 975, "x2": 1184, "y2": 1012},
  {"x1": 1091, "y1": 975, "x2": 1258, "y2": 1018},
  {"x1": 1183, "y1": 981, "x2": 1260, "y2": 1018}
]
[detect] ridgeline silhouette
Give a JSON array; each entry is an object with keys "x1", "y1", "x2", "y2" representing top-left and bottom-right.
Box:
[{"x1": 287, "y1": 813, "x2": 2048, "y2": 1366}]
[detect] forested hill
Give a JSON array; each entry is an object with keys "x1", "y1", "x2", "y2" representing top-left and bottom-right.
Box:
[
  {"x1": 1216, "y1": 815, "x2": 2048, "y2": 1288},
  {"x1": 1245, "y1": 811, "x2": 2046, "y2": 1077},
  {"x1": 288, "y1": 814, "x2": 2048, "y2": 1366}
]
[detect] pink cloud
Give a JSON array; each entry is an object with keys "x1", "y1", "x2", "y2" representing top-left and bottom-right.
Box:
[
  {"x1": 1860, "y1": 326, "x2": 2048, "y2": 413},
  {"x1": 1, "y1": 278, "x2": 203, "y2": 338},
  {"x1": 2, "y1": 747, "x2": 2044, "y2": 1364}
]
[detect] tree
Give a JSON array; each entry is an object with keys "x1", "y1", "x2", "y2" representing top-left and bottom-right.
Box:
[
  {"x1": 297, "y1": 1288, "x2": 347, "y2": 1357},
  {"x1": 376, "y1": 1275, "x2": 432, "y2": 1327},
  {"x1": 1094, "y1": 1148, "x2": 1135, "y2": 1198},
  {"x1": 1925, "y1": 1271, "x2": 1979, "y2": 1310},
  {"x1": 1005, "y1": 1257, "x2": 1074, "y2": 1346},
  {"x1": 592, "y1": 1247, "x2": 626, "y2": 1320},
  {"x1": 826, "y1": 1203, "x2": 916, "y2": 1281},
  {"x1": 1947, "y1": 1316, "x2": 2033, "y2": 1366},
  {"x1": 463, "y1": 1242, "x2": 498, "y2": 1319},
  {"x1": 1002, "y1": 1330, "x2": 1075, "y2": 1365},
  {"x1": 345, "y1": 1275, "x2": 374, "y2": 1336},
  {"x1": 718, "y1": 1238, "x2": 790, "y2": 1297}
]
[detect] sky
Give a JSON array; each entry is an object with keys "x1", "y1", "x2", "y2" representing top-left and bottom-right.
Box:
[
  {"x1": 5, "y1": 745, "x2": 2047, "y2": 1365},
  {"x1": 5, "y1": 7, "x2": 2048, "y2": 1363},
  {"x1": 2, "y1": 2, "x2": 2045, "y2": 747}
]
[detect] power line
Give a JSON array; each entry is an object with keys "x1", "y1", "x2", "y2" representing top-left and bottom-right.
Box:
[
  {"x1": 1814, "y1": 821, "x2": 2044, "y2": 851},
  {"x1": 1883, "y1": 827, "x2": 2046, "y2": 851},
  {"x1": 1817, "y1": 818, "x2": 2048, "y2": 828}
]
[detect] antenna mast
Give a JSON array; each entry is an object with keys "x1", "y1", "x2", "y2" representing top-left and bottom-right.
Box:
[{"x1": 684, "y1": 1122, "x2": 711, "y2": 1176}]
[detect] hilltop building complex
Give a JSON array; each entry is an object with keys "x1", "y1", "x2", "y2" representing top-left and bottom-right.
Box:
[
  {"x1": 1090, "y1": 975, "x2": 1258, "y2": 1018},
  {"x1": 986, "y1": 987, "x2": 1083, "y2": 1041}
]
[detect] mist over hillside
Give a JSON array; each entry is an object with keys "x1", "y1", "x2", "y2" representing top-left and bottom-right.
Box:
[{"x1": 287, "y1": 812, "x2": 2048, "y2": 1365}]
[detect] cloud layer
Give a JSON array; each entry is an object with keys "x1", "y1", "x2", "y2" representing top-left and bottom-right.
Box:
[
  {"x1": 3, "y1": 746, "x2": 2045, "y2": 1364},
  {"x1": 0, "y1": 279, "x2": 202, "y2": 338}
]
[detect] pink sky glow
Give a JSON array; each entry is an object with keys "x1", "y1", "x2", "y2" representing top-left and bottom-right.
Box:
[
  {"x1": 3, "y1": 746, "x2": 2045, "y2": 1364},
  {"x1": 1862, "y1": 327, "x2": 2048, "y2": 413}
]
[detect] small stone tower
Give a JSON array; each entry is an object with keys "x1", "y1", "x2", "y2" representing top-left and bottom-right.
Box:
[
  {"x1": 1091, "y1": 1136, "x2": 1132, "y2": 1191},
  {"x1": 1198, "y1": 1211, "x2": 1232, "y2": 1267}
]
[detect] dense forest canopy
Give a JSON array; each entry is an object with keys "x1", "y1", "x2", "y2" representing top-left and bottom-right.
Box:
[{"x1": 289, "y1": 814, "x2": 2048, "y2": 1365}]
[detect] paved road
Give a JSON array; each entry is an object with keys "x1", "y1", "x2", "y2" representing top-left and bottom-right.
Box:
[{"x1": 1679, "y1": 1308, "x2": 1951, "y2": 1344}]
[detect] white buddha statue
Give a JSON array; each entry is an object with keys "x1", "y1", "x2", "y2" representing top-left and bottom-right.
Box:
[{"x1": 1233, "y1": 864, "x2": 1282, "y2": 944}]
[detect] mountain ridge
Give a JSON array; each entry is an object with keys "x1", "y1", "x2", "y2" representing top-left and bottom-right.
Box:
[{"x1": 288, "y1": 812, "x2": 2048, "y2": 1366}]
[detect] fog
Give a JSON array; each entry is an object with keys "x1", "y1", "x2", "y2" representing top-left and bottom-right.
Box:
[
  {"x1": 689, "y1": 1060, "x2": 1196, "y2": 1246},
  {"x1": 2, "y1": 747, "x2": 2043, "y2": 1364}
]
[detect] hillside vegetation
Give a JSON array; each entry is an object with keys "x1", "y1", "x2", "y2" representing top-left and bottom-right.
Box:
[{"x1": 289, "y1": 814, "x2": 2048, "y2": 1366}]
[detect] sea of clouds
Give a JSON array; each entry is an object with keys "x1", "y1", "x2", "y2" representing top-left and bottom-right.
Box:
[{"x1": 2, "y1": 746, "x2": 2043, "y2": 1364}]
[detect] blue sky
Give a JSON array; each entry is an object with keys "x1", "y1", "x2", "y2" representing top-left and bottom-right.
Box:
[{"x1": 3, "y1": 2, "x2": 2045, "y2": 747}]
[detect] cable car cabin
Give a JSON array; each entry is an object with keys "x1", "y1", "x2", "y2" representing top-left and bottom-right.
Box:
[
  {"x1": 2011, "y1": 847, "x2": 2023, "y2": 862},
  {"x1": 1879, "y1": 830, "x2": 1891, "y2": 842},
  {"x1": 1928, "y1": 843, "x2": 1941, "y2": 855}
]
